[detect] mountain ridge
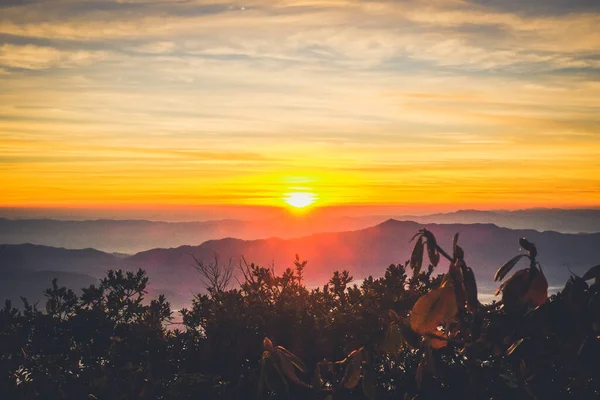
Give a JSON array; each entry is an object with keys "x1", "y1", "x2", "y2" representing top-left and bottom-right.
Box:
[
  {"x1": 2, "y1": 208, "x2": 599, "y2": 254},
  {"x1": 2, "y1": 220, "x2": 599, "y2": 309}
]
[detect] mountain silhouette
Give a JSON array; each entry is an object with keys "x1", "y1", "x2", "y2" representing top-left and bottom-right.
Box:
[
  {"x1": 2, "y1": 208, "x2": 598, "y2": 254},
  {"x1": 1, "y1": 220, "x2": 599, "y2": 308}
]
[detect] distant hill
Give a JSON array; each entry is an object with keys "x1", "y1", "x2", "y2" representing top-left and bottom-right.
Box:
[
  {"x1": 0, "y1": 216, "x2": 385, "y2": 254},
  {"x1": 399, "y1": 208, "x2": 600, "y2": 234},
  {"x1": 1, "y1": 269, "x2": 97, "y2": 309},
  {"x1": 0, "y1": 243, "x2": 121, "y2": 275},
  {"x1": 2, "y1": 221, "x2": 599, "y2": 308},
  {"x1": 127, "y1": 220, "x2": 600, "y2": 293},
  {"x1": 1, "y1": 209, "x2": 598, "y2": 254}
]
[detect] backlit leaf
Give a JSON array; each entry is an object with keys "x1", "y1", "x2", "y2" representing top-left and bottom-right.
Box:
[
  {"x1": 498, "y1": 267, "x2": 547, "y2": 310},
  {"x1": 263, "y1": 337, "x2": 274, "y2": 352},
  {"x1": 410, "y1": 286, "x2": 458, "y2": 335},
  {"x1": 525, "y1": 268, "x2": 548, "y2": 307},
  {"x1": 425, "y1": 331, "x2": 448, "y2": 349},
  {"x1": 506, "y1": 338, "x2": 524, "y2": 356},
  {"x1": 495, "y1": 254, "x2": 529, "y2": 282},
  {"x1": 497, "y1": 269, "x2": 530, "y2": 304}
]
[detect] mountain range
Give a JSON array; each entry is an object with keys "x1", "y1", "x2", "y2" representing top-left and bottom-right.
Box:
[
  {"x1": 404, "y1": 208, "x2": 600, "y2": 234},
  {"x1": 0, "y1": 215, "x2": 385, "y2": 254},
  {"x1": 2, "y1": 220, "x2": 599, "y2": 309},
  {"x1": 1, "y1": 208, "x2": 599, "y2": 254}
]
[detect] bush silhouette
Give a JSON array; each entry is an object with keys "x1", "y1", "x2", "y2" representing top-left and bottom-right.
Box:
[{"x1": 1, "y1": 230, "x2": 599, "y2": 399}]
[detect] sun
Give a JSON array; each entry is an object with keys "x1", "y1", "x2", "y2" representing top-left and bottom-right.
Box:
[{"x1": 284, "y1": 192, "x2": 316, "y2": 209}]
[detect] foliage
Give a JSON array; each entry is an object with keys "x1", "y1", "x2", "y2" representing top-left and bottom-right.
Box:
[{"x1": 1, "y1": 234, "x2": 599, "y2": 399}]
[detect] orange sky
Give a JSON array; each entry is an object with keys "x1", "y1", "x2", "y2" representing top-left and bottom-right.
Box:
[{"x1": 1, "y1": 0, "x2": 599, "y2": 215}]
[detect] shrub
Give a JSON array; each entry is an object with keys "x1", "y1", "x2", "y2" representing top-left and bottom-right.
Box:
[{"x1": 1, "y1": 231, "x2": 599, "y2": 399}]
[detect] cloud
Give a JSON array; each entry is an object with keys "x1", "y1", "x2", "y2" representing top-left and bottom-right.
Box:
[
  {"x1": 0, "y1": 44, "x2": 107, "y2": 70},
  {"x1": 0, "y1": 0, "x2": 599, "y2": 208}
]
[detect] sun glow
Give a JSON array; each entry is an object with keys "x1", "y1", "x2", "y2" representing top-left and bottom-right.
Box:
[{"x1": 284, "y1": 192, "x2": 316, "y2": 209}]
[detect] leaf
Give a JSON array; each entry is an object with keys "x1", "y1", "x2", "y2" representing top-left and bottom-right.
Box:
[
  {"x1": 453, "y1": 232, "x2": 459, "y2": 253},
  {"x1": 500, "y1": 373, "x2": 519, "y2": 389},
  {"x1": 275, "y1": 346, "x2": 307, "y2": 373},
  {"x1": 449, "y1": 262, "x2": 466, "y2": 309},
  {"x1": 342, "y1": 348, "x2": 365, "y2": 389},
  {"x1": 582, "y1": 265, "x2": 600, "y2": 282},
  {"x1": 422, "y1": 230, "x2": 440, "y2": 267},
  {"x1": 454, "y1": 244, "x2": 464, "y2": 262},
  {"x1": 383, "y1": 323, "x2": 404, "y2": 354},
  {"x1": 525, "y1": 267, "x2": 548, "y2": 307},
  {"x1": 386, "y1": 317, "x2": 422, "y2": 350},
  {"x1": 410, "y1": 286, "x2": 458, "y2": 335},
  {"x1": 263, "y1": 337, "x2": 274, "y2": 352},
  {"x1": 427, "y1": 245, "x2": 440, "y2": 268},
  {"x1": 258, "y1": 352, "x2": 266, "y2": 397},
  {"x1": 311, "y1": 362, "x2": 325, "y2": 389},
  {"x1": 272, "y1": 349, "x2": 307, "y2": 387},
  {"x1": 263, "y1": 353, "x2": 289, "y2": 396},
  {"x1": 398, "y1": 319, "x2": 422, "y2": 349},
  {"x1": 448, "y1": 261, "x2": 464, "y2": 286},
  {"x1": 422, "y1": 229, "x2": 438, "y2": 251},
  {"x1": 498, "y1": 267, "x2": 547, "y2": 311},
  {"x1": 410, "y1": 236, "x2": 424, "y2": 275},
  {"x1": 425, "y1": 331, "x2": 448, "y2": 349},
  {"x1": 495, "y1": 254, "x2": 529, "y2": 282},
  {"x1": 384, "y1": 319, "x2": 422, "y2": 353},
  {"x1": 497, "y1": 269, "x2": 530, "y2": 304},
  {"x1": 440, "y1": 273, "x2": 453, "y2": 288},
  {"x1": 362, "y1": 368, "x2": 377, "y2": 400},
  {"x1": 463, "y1": 266, "x2": 479, "y2": 312},
  {"x1": 415, "y1": 359, "x2": 425, "y2": 389},
  {"x1": 519, "y1": 237, "x2": 537, "y2": 258},
  {"x1": 410, "y1": 232, "x2": 422, "y2": 242},
  {"x1": 495, "y1": 283, "x2": 504, "y2": 297},
  {"x1": 415, "y1": 348, "x2": 435, "y2": 389},
  {"x1": 506, "y1": 338, "x2": 524, "y2": 356}
]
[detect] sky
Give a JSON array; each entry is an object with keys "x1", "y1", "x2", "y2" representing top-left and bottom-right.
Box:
[{"x1": 1, "y1": 0, "x2": 600, "y2": 218}]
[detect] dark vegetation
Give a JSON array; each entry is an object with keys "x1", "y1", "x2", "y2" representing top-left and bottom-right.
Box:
[{"x1": 1, "y1": 229, "x2": 600, "y2": 399}]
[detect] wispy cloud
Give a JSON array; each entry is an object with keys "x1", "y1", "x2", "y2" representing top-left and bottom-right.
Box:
[{"x1": 0, "y1": 44, "x2": 106, "y2": 69}]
